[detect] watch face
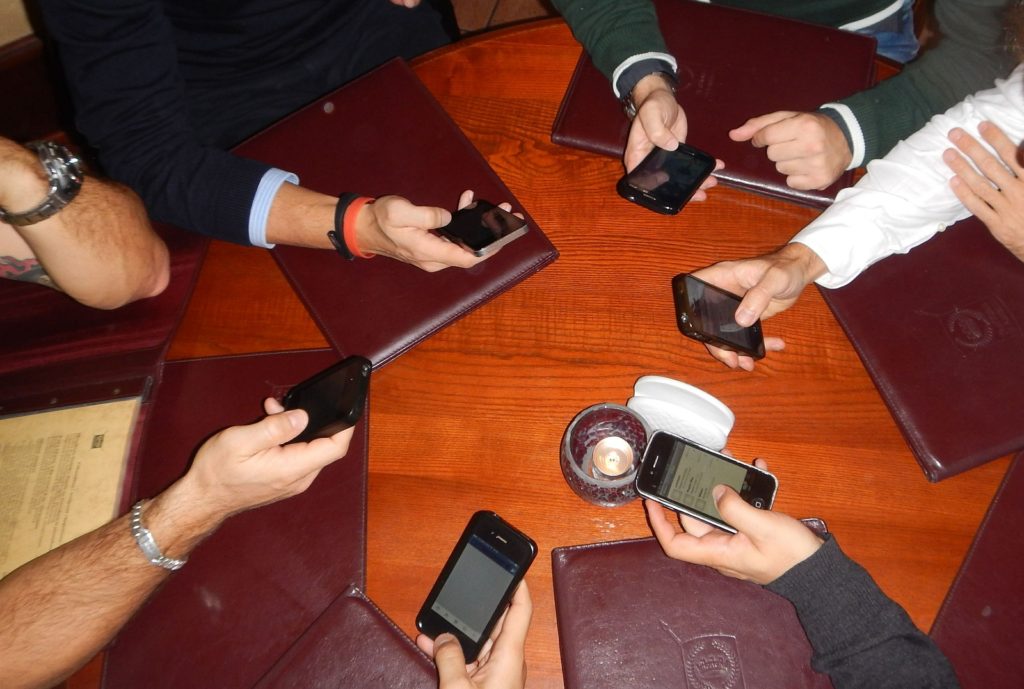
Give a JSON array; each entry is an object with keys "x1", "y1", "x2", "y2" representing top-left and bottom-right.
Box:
[{"x1": 33, "y1": 142, "x2": 84, "y2": 192}]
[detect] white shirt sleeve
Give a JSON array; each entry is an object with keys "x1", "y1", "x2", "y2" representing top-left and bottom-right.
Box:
[{"x1": 791, "y1": 63, "x2": 1024, "y2": 289}]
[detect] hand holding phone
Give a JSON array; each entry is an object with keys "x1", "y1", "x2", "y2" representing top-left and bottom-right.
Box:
[
  {"x1": 644, "y1": 491, "x2": 825, "y2": 586},
  {"x1": 416, "y1": 580, "x2": 532, "y2": 686},
  {"x1": 282, "y1": 355, "x2": 371, "y2": 444},
  {"x1": 416, "y1": 511, "x2": 536, "y2": 662},
  {"x1": 672, "y1": 273, "x2": 765, "y2": 359},
  {"x1": 635, "y1": 431, "x2": 777, "y2": 534},
  {"x1": 617, "y1": 144, "x2": 716, "y2": 214},
  {"x1": 438, "y1": 200, "x2": 528, "y2": 257}
]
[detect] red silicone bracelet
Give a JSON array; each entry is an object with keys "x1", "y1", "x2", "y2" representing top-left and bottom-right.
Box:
[{"x1": 343, "y1": 196, "x2": 376, "y2": 259}]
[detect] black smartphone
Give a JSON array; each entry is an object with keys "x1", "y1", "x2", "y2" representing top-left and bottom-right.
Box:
[
  {"x1": 416, "y1": 511, "x2": 537, "y2": 661},
  {"x1": 438, "y1": 200, "x2": 528, "y2": 257},
  {"x1": 672, "y1": 272, "x2": 766, "y2": 359},
  {"x1": 636, "y1": 431, "x2": 778, "y2": 534},
  {"x1": 616, "y1": 144, "x2": 716, "y2": 215},
  {"x1": 282, "y1": 355, "x2": 371, "y2": 444}
]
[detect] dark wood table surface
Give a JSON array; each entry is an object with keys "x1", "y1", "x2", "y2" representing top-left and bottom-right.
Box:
[{"x1": 70, "y1": 18, "x2": 1009, "y2": 689}]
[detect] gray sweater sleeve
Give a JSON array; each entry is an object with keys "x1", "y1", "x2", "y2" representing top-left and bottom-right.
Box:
[
  {"x1": 551, "y1": 0, "x2": 669, "y2": 81},
  {"x1": 766, "y1": 537, "x2": 960, "y2": 689},
  {"x1": 829, "y1": 0, "x2": 1015, "y2": 165}
]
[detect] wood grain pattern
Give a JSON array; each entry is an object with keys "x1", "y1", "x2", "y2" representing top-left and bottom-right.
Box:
[{"x1": 136, "y1": 19, "x2": 1004, "y2": 689}]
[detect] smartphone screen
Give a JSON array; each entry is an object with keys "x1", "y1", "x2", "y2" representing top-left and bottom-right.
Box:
[
  {"x1": 672, "y1": 273, "x2": 765, "y2": 359},
  {"x1": 636, "y1": 432, "x2": 777, "y2": 533},
  {"x1": 617, "y1": 144, "x2": 716, "y2": 214},
  {"x1": 282, "y1": 355, "x2": 371, "y2": 444},
  {"x1": 429, "y1": 533, "x2": 518, "y2": 641},
  {"x1": 439, "y1": 200, "x2": 528, "y2": 256},
  {"x1": 416, "y1": 511, "x2": 536, "y2": 661}
]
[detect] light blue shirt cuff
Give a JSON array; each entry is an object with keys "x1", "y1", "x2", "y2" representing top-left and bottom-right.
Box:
[{"x1": 249, "y1": 168, "x2": 300, "y2": 248}]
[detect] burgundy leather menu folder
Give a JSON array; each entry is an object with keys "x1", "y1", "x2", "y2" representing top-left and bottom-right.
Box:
[
  {"x1": 930, "y1": 454, "x2": 1024, "y2": 688},
  {"x1": 234, "y1": 59, "x2": 558, "y2": 368},
  {"x1": 551, "y1": 0, "x2": 876, "y2": 207},
  {"x1": 552, "y1": 537, "x2": 833, "y2": 689},
  {"x1": 254, "y1": 586, "x2": 436, "y2": 689},
  {"x1": 818, "y1": 217, "x2": 1024, "y2": 481},
  {"x1": 103, "y1": 349, "x2": 368, "y2": 689}
]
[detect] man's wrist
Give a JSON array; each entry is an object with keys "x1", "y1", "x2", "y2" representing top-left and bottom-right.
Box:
[
  {"x1": 353, "y1": 202, "x2": 385, "y2": 256},
  {"x1": 779, "y1": 242, "x2": 827, "y2": 285},
  {"x1": 142, "y1": 479, "x2": 227, "y2": 562},
  {"x1": 631, "y1": 72, "x2": 675, "y2": 108},
  {"x1": 621, "y1": 70, "x2": 677, "y2": 120},
  {"x1": 265, "y1": 182, "x2": 337, "y2": 248},
  {"x1": 0, "y1": 143, "x2": 49, "y2": 214},
  {"x1": 818, "y1": 104, "x2": 863, "y2": 169},
  {"x1": 612, "y1": 54, "x2": 677, "y2": 98},
  {"x1": 130, "y1": 501, "x2": 188, "y2": 570}
]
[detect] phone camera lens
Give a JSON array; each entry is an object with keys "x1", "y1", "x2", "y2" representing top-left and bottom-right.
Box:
[
  {"x1": 753, "y1": 499, "x2": 765, "y2": 509},
  {"x1": 679, "y1": 313, "x2": 688, "y2": 323}
]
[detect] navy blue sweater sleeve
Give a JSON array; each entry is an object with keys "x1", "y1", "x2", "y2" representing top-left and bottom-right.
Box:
[{"x1": 38, "y1": 0, "x2": 269, "y2": 244}]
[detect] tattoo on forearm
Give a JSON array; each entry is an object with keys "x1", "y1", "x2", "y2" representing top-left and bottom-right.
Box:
[{"x1": 0, "y1": 256, "x2": 54, "y2": 288}]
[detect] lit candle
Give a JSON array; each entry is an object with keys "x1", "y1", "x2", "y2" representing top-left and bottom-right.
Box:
[{"x1": 591, "y1": 436, "x2": 634, "y2": 478}]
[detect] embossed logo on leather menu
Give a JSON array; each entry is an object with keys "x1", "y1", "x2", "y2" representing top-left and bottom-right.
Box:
[
  {"x1": 935, "y1": 297, "x2": 1021, "y2": 354},
  {"x1": 662, "y1": 622, "x2": 745, "y2": 689},
  {"x1": 675, "y1": 64, "x2": 716, "y2": 99},
  {"x1": 682, "y1": 635, "x2": 744, "y2": 689}
]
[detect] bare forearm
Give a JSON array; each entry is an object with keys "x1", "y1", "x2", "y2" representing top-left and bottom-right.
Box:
[
  {"x1": 0, "y1": 480, "x2": 222, "y2": 689},
  {"x1": 265, "y1": 182, "x2": 336, "y2": 248},
  {"x1": 0, "y1": 513, "x2": 162, "y2": 689},
  {"x1": 0, "y1": 139, "x2": 169, "y2": 309}
]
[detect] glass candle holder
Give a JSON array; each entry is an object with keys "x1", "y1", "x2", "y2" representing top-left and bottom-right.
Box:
[{"x1": 560, "y1": 403, "x2": 651, "y2": 507}]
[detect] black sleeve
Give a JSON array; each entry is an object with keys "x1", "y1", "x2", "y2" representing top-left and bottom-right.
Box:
[
  {"x1": 37, "y1": 0, "x2": 269, "y2": 244},
  {"x1": 767, "y1": 537, "x2": 961, "y2": 689}
]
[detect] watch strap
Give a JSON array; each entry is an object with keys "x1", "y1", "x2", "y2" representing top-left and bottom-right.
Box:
[
  {"x1": 130, "y1": 500, "x2": 187, "y2": 571},
  {"x1": 329, "y1": 193, "x2": 359, "y2": 260}
]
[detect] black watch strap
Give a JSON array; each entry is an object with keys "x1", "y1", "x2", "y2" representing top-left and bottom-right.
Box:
[
  {"x1": 328, "y1": 192, "x2": 359, "y2": 260},
  {"x1": 618, "y1": 63, "x2": 678, "y2": 120}
]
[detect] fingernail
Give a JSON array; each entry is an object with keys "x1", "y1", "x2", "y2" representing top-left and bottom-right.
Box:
[
  {"x1": 712, "y1": 485, "x2": 727, "y2": 502},
  {"x1": 948, "y1": 128, "x2": 963, "y2": 142},
  {"x1": 735, "y1": 309, "x2": 755, "y2": 327},
  {"x1": 285, "y1": 409, "x2": 306, "y2": 429},
  {"x1": 435, "y1": 633, "x2": 457, "y2": 646}
]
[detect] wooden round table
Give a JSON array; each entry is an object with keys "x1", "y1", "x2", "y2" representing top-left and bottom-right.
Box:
[{"x1": 74, "y1": 18, "x2": 1008, "y2": 689}]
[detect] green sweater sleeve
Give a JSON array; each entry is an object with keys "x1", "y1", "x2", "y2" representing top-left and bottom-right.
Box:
[
  {"x1": 551, "y1": 0, "x2": 669, "y2": 82},
  {"x1": 834, "y1": 0, "x2": 1016, "y2": 164}
]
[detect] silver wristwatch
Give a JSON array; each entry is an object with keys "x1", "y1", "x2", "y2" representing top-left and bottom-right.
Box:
[
  {"x1": 0, "y1": 141, "x2": 84, "y2": 227},
  {"x1": 621, "y1": 70, "x2": 678, "y2": 120},
  {"x1": 130, "y1": 500, "x2": 188, "y2": 571}
]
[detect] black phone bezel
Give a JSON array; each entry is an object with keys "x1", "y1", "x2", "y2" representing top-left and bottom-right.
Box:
[
  {"x1": 616, "y1": 143, "x2": 716, "y2": 215},
  {"x1": 438, "y1": 200, "x2": 528, "y2": 256},
  {"x1": 671, "y1": 273, "x2": 766, "y2": 359},
  {"x1": 635, "y1": 431, "x2": 778, "y2": 534},
  {"x1": 282, "y1": 355, "x2": 372, "y2": 444},
  {"x1": 415, "y1": 510, "x2": 537, "y2": 662}
]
